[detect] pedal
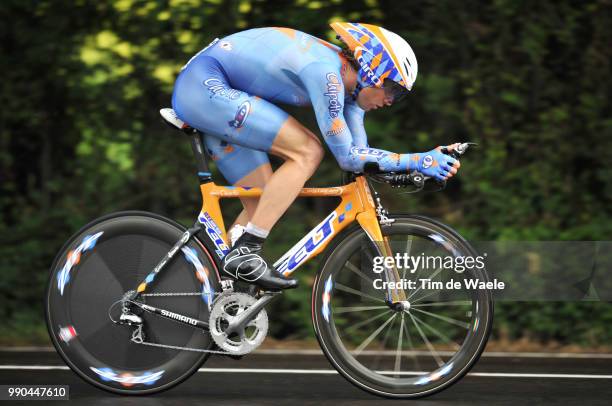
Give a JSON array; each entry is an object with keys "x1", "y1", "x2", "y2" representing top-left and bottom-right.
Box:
[{"x1": 221, "y1": 279, "x2": 234, "y2": 292}]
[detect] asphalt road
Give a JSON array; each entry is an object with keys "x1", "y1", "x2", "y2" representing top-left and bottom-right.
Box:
[{"x1": 1, "y1": 348, "x2": 611, "y2": 405}]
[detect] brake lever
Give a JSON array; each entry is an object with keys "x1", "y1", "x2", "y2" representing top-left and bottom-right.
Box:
[
  {"x1": 434, "y1": 142, "x2": 478, "y2": 188},
  {"x1": 441, "y1": 142, "x2": 478, "y2": 159}
]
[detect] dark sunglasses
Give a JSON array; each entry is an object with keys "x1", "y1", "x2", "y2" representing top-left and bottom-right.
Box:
[{"x1": 383, "y1": 78, "x2": 409, "y2": 103}]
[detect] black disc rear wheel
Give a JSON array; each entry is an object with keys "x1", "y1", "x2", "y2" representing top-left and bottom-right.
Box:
[{"x1": 45, "y1": 211, "x2": 221, "y2": 395}]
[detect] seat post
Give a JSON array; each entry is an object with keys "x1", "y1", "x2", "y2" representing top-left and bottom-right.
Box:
[{"x1": 185, "y1": 128, "x2": 212, "y2": 184}]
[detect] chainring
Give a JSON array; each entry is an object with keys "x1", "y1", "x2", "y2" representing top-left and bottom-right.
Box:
[{"x1": 209, "y1": 292, "x2": 268, "y2": 356}]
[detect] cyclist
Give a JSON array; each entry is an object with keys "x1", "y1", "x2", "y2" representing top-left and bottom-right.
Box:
[{"x1": 171, "y1": 23, "x2": 460, "y2": 290}]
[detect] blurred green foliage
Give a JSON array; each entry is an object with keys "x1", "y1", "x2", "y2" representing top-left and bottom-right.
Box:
[{"x1": 1, "y1": 0, "x2": 611, "y2": 345}]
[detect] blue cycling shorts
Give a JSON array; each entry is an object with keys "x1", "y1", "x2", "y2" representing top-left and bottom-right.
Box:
[{"x1": 172, "y1": 55, "x2": 289, "y2": 184}]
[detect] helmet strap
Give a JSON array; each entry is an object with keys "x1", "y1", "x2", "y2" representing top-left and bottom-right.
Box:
[{"x1": 352, "y1": 82, "x2": 362, "y2": 100}]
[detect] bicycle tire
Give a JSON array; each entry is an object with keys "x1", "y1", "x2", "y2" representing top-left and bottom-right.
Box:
[
  {"x1": 312, "y1": 215, "x2": 493, "y2": 398},
  {"x1": 45, "y1": 211, "x2": 222, "y2": 395}
]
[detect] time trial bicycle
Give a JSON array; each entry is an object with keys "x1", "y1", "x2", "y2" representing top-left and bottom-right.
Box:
[{"x1": 45, "y1": 108, "x2": 493, "y2": 398}]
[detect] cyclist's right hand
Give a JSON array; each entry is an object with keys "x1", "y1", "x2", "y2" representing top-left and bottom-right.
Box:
[{"x1": 409, "y1": 147, "x2": 460, "y2": 181}]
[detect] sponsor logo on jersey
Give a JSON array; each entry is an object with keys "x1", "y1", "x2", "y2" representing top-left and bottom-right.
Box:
[
  {"x1": 386, "y1": 152, "x2": 401, "y2": 168},
  {"x1": 219, "y1": 41, "x2": 232, "y2": 51},
  {"x1": 203, "y1": 78, "x2": 241, "y2": 100},
  {"x1": 198, "y1": 211, "x2": 230, "y2": 258},
  {"x1": 350, "y1": 147, "x2": 388, "y2": 160},
  {"x1": 228, "y1": 101, "x2": 251, "y2": 128},
  {"x1": 325, "y1": 73, "x2": 342, "y2": 118},
  {"x1": 326, "y1": 118, "x2": 346, "y2": 137}
]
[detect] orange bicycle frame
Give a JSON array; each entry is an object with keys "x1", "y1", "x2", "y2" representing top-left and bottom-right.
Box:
[
  {"x1": 198, "y1": 176, "x2": 407, "y2": 303},
  {"x1": 137, "y1": 122, "x2": 406, "y2": 303}
]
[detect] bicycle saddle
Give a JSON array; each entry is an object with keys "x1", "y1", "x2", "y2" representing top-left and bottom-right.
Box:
[{"x1": 160, "y1": 108, "x2": 191, "y2": 131}]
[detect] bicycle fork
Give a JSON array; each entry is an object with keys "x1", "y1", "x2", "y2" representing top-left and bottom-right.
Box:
[{"x1": 355, "y1": 177, "x2": 408, "y2": 304}]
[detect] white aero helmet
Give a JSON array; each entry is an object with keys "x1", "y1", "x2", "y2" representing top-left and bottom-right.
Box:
[{"x1": 330, "y1": 22, "x2": 418, "y2": 98}]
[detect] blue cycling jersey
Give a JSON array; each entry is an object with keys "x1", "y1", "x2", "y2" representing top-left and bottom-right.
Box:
[{"x1": 172, "y1": 27, "x2": 415, "y2": 183}]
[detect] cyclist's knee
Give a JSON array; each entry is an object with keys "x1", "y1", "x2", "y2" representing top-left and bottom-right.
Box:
[
  {"x1": 310, "y1": 140, "x2": 325, "y2": 168},
  {"x1": 271, "y1": 117, "x2": 324, "y2": 174},
  {"x1": 297, "y1": 137, "x2": 324, "y2": 174}
]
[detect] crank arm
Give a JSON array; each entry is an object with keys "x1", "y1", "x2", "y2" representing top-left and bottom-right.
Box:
[
  {"x1": 225, "y1": 292, "x2": 280, "y2": 336},
  {"x1": 134, "y1": 302, "x2": 209, "y2": 330}
]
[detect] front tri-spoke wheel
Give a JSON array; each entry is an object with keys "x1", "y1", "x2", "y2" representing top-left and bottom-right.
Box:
[{"x1": 312, "y1": 216, "x2": 493, "y2": 398}]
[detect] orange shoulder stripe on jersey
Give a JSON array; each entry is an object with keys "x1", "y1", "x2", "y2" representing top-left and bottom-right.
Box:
[
  {"x1": 315, "y1": 38, "x2": 340, "y2": 51},
  {"x1": 273, "y1": 27, "x2": 297, "y2": 39}
]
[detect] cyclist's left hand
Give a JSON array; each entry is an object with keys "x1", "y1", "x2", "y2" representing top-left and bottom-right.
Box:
[{"x1": 436, "y1": 144, "x2": 461, "y2": 180}]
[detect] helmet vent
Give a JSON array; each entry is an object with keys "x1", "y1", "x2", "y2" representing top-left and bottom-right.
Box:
[{"x1": 403, "y1": 60, "x2": 411, "y2": 75}]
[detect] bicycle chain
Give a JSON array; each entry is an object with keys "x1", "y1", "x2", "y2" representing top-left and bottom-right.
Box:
[
  {"x1": 134, "y1": 338, "x2": 231, "y2": 355},
  {"x1": 133, "y1": 283, "x2": 253, "y2": 355},
  {"x1": 130, "y1": 318, "x2": 232, "y2": 355},
  {"x1": 141, "y1": 291, "x2": 220, "y2": 297},
  {"x1": 134, "y1": 290, "x2": 248, "y2": 355}
]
